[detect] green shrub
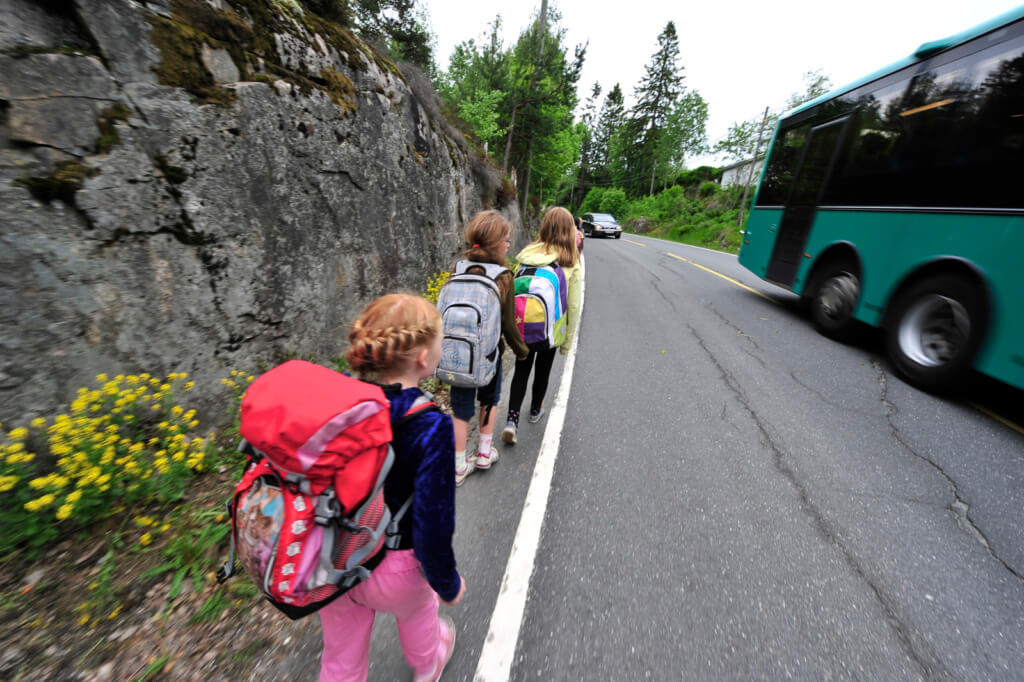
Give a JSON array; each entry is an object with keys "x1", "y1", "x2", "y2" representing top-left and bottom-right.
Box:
[
  {"x1": 578, "y1": 187, "x2": 605, "y2": 214},
  {"x1": 698, "y1": 181, "x2": 719, "y2": 197},
  {"x1": 599, "y1": 187, "x2": 628, "y2": 217}
]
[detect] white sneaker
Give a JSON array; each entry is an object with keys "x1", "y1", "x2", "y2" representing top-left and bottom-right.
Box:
[
  {"x1": 455, "y1": 452, "x2": 475, "y2": 487},
  {"x1": 528, "y1": 406, "x2": 545, "y2": 423},
  {"x1": 501, "y1": 420, "x2": 518, "y2": 445},
  {"x1": 475, "y1": 446, "x2": 499, "y2": 470}
]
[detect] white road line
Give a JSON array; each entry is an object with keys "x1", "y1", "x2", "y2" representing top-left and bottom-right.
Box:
[{"x1": 473, "y1": 255, "x2": 586, "y2": 682}]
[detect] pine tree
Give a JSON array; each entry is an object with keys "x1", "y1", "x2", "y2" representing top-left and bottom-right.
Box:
[
  {"x1": 592, "y1": 83, "x2": 625, "y2": 172},
  {"x1": 621, "y1": 21, "x2": 685, "y2": 195},
  {"x1": 570, "y1": 82, "x2": 602, "y2": 208}
]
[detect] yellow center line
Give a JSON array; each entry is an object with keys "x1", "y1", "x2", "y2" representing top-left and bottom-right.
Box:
[
  {"x1": 971, "y1": 403, "x2": 1024, "y2": 436},
  {"x1": 665, "y1": 252, "x2": 779, "y2": 304},
  {"x1": 621, "y1": 238, "x2": 646, "y2": 246}
]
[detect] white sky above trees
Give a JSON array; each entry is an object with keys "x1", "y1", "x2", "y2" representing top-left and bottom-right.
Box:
[{"x1": 424, "y1": 0, "x2": 1022, "y2": 167}]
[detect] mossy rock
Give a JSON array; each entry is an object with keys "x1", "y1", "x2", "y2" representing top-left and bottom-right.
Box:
[
  {"x1": 318, "y1": 66, "x2": 357, "y2": 114},
  {"x1": 95, "y1": 103, "x2": 131, "y2": 154},
  {"x1": 15, "y1": 161, "x2": 100, "y2": 205},
  {"x1": 148, "y1": 13, "x2": 238, "y2": 107}
]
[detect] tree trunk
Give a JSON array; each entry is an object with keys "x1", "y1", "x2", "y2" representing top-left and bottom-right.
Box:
[{"x1": 502, "y1": 105, "x2": 519, "y2": 175}]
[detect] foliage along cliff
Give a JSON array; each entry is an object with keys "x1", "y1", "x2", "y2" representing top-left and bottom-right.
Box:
[{"x1": 0, "y1": 0, "x2": 520, "y2": 426}]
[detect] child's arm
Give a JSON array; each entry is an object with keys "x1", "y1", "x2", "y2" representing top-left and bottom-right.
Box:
[
  {"x1": 499, "y1": 272, "x2": 529, "y2": 358},
  {"x1": 561, "y1": 264, "x2": 582, "y2": 354},
  {"x1": 409, "y1": 412, "x2": 463, "y2": 602}
]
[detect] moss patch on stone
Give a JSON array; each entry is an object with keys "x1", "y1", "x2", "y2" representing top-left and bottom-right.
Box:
[
  {"x1": 95, "y1": 103, "x2": 131, "y2": 154},
  {"x1": 15, "y1": 161, "x2": 99, "y2": 205},
  {"x1": 148, "y1": 13, "x2": 238, "y2": 107},
  {"x1": 154, "y1": 154, "x2": 188, "y2": 184},
  {"x1": 318, "y1": 66, "x2": 356, "y2": 114}
]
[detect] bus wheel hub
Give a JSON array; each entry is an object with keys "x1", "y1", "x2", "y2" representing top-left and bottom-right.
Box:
[
  {"x1": 897, "y1": 294, "x2": 970, "y2": 367},
  {"x1": 819, "y1": 272, "x2": 859, "y2": 320}
]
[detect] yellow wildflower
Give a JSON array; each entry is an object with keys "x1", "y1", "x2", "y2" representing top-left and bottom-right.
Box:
[
  {"x1": 134, "y1": 515, "x2": 155, "y2": 527},
  {"x1": 0, "y1": 475, "x2": 18, "y2": 493},
  {"x1": 95, "y1": 373, "x2": 108, "y2": 383},
  {"x1": 184, "y1": 381, "x2": 195, "y2": 391},
  {"x1": 139, "y1": 532, "x2": 152, "y2": 546},
  {"x1": 56, "y1": 503, "x2": 74, "y2": 520},
  {"x1": 107, "y1": 605, "x2": 122, "y2": 620},
  {"x1": 66, "y1": 489, "x2": 82, "y2": 503},
  {"x1": 30, "y1": 417, "x2": 46, "y2": 429},
  {"x1": 8, "y1": 427, "x2": 28, "y2": 441},
  {"x1": 171, "y1": 406, "x2": 183, "y2": 417},
  {"x1": 78, "y1": 613, "x2": 90, "y2": 626},
  {"x1": 24, "y1": 494, "x2": 56, "y2": 512}
]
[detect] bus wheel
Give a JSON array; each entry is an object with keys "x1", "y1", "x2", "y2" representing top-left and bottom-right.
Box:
[
  {"x1": 884, "y1": 274, "x2": 986, "y2": 392},
  {"x1": 808, "y1": 260, "x2": 861, "y2": 342}
]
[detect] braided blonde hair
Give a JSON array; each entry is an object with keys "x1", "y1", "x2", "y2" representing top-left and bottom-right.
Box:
[{"x1": 346, "y1": 294, "x2": 441, "y2": 377}]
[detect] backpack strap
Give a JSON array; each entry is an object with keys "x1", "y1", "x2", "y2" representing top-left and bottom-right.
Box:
[{"x1": 385, "y1": 394, "x2": 439, "y2": 549}]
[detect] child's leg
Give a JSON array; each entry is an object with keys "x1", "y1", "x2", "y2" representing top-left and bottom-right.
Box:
[
  {"x1": 449, "y1": 386, "x2": 476, "y2": 483},
  {"x1": 318, "y1": 593, "x2": 376, "y2": 682},
  {"x1": 507, "y1": 349, "x2": 536, "y2": 420},
  {"x1": 356, "y1": 551, "x2": 450, "y2": 680},
  {"x1": 529, "y1": 347, "x2": 558, "y2": 413},
  {"x1": 477, "y1": 358, "x2": 502, "y2": 435}
]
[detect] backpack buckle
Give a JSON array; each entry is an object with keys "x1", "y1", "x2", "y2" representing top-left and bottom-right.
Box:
[{"x1": 314, "y1": 489, "x2": 342, "y2": 525}]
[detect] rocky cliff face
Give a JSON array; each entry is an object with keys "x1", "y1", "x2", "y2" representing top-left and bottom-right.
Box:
[{"x1": 0, "y1": 0, "x2": 520, "y2": 425}]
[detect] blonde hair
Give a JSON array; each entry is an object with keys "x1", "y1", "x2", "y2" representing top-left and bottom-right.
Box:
[
  {"x1": 346, "y1": 294, "x2": 441, "y2": 376},
  {"x1": 537, "y1": 206, "x2": 578, "y2": 268},
  {"x1": 463, "y1": 210, "x2": 511, "y2": 265}
]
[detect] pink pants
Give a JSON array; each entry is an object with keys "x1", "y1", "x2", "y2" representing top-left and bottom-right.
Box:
[{"x1": 319, "y1": 549, "x2": 445, "y2": 682}]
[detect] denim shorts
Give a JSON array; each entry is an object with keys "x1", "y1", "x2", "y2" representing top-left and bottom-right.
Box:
[{"x1": 449, "y1": 358, "x2": 502, "y2": 421}]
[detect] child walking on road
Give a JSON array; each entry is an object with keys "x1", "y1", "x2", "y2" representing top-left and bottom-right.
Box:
[
  {"x1": 319, "y1": 294, "x2": 466, "y2": 682},
  {"x1": 448, "y1": 210, "x2": 529, "y2": 485},
  {"x1": 502, "y1": 207, "x2": 581, "y2": 444}
]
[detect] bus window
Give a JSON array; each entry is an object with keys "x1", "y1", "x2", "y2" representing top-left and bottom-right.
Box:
[
  {"x1": 756, "y1": 123, "x2": 810, "y2": 206},
  {"x1": 824, "y1": 79, "x2": 911, "y2": 206}
]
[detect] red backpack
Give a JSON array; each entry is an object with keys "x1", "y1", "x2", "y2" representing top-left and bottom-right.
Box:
[{"x1": 216, "y1": 360, "x2": 435, "y2": 619}]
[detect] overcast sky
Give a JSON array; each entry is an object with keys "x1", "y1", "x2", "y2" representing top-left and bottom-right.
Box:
[{"x1": 424, "y1": 0, "x2": 1022, "y2": 167}]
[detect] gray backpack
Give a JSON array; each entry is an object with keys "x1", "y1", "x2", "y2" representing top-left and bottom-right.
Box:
[{"x1": 435, "y1": 261, "x2": 508, "y2": 388}]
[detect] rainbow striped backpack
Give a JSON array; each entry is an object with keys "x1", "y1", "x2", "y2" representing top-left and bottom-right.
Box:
[{"x1": 514, "y1": 261, "x2": 568, "y2": 349}]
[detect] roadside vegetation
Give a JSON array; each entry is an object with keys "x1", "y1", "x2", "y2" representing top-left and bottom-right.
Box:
[
  {"x1": 577, "y1": 170, "x2": 751, "y2": 253},
  {"x1": 0, "y1": 271, "x2": 454, "y2": 680}
]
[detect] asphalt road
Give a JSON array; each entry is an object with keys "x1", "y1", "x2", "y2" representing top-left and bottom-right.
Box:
[{"x1": 275, "y1": 233, "x2": 1024, "y2": 681}]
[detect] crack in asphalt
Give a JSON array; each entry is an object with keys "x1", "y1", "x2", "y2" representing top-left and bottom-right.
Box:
[
  {"x1": 872, "y1": 360, "x2": 1024, "y2": 583},
  {"x1": 701, "y1": 301, "x2": 771, "y2": 370},
  {"x1": 687, "y1": 321, "x2": 941, "y2": 680},
  {"x1": 650, "y1": 278, "x2": 677, "y2": 313},
  {"x1": 788, "y1": 369, "x2": 885, "y2": 419}
]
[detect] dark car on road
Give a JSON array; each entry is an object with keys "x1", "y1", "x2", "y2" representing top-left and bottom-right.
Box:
[{"x1": 581, "y1": 212, "x2": 622, "y2": 239}]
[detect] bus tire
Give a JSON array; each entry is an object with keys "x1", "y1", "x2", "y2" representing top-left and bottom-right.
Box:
[
  {"x1": 884, "y1": 273, "x2": 987, "y2": 392},
  {"x1": 808, "y1": 259, "x2": 861, "y2": 342}
]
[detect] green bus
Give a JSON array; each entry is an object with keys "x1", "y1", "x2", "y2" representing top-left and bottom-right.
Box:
[{"x1": 738, "y1": 5, "x2": 1024, "y2": 392}]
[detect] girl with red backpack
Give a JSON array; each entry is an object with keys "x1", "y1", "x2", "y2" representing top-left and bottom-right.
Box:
[
  {"x1": 319, "y1": 294, "x2": 465, "y2": 682},
  {"x1": 502, "y1": 207, "x2": 582, "y2": 445}
]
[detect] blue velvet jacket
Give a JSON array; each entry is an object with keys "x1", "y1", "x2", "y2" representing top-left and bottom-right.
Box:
[{"x1": 382, "y1": 385, "x2": 461, "y2": 602}]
